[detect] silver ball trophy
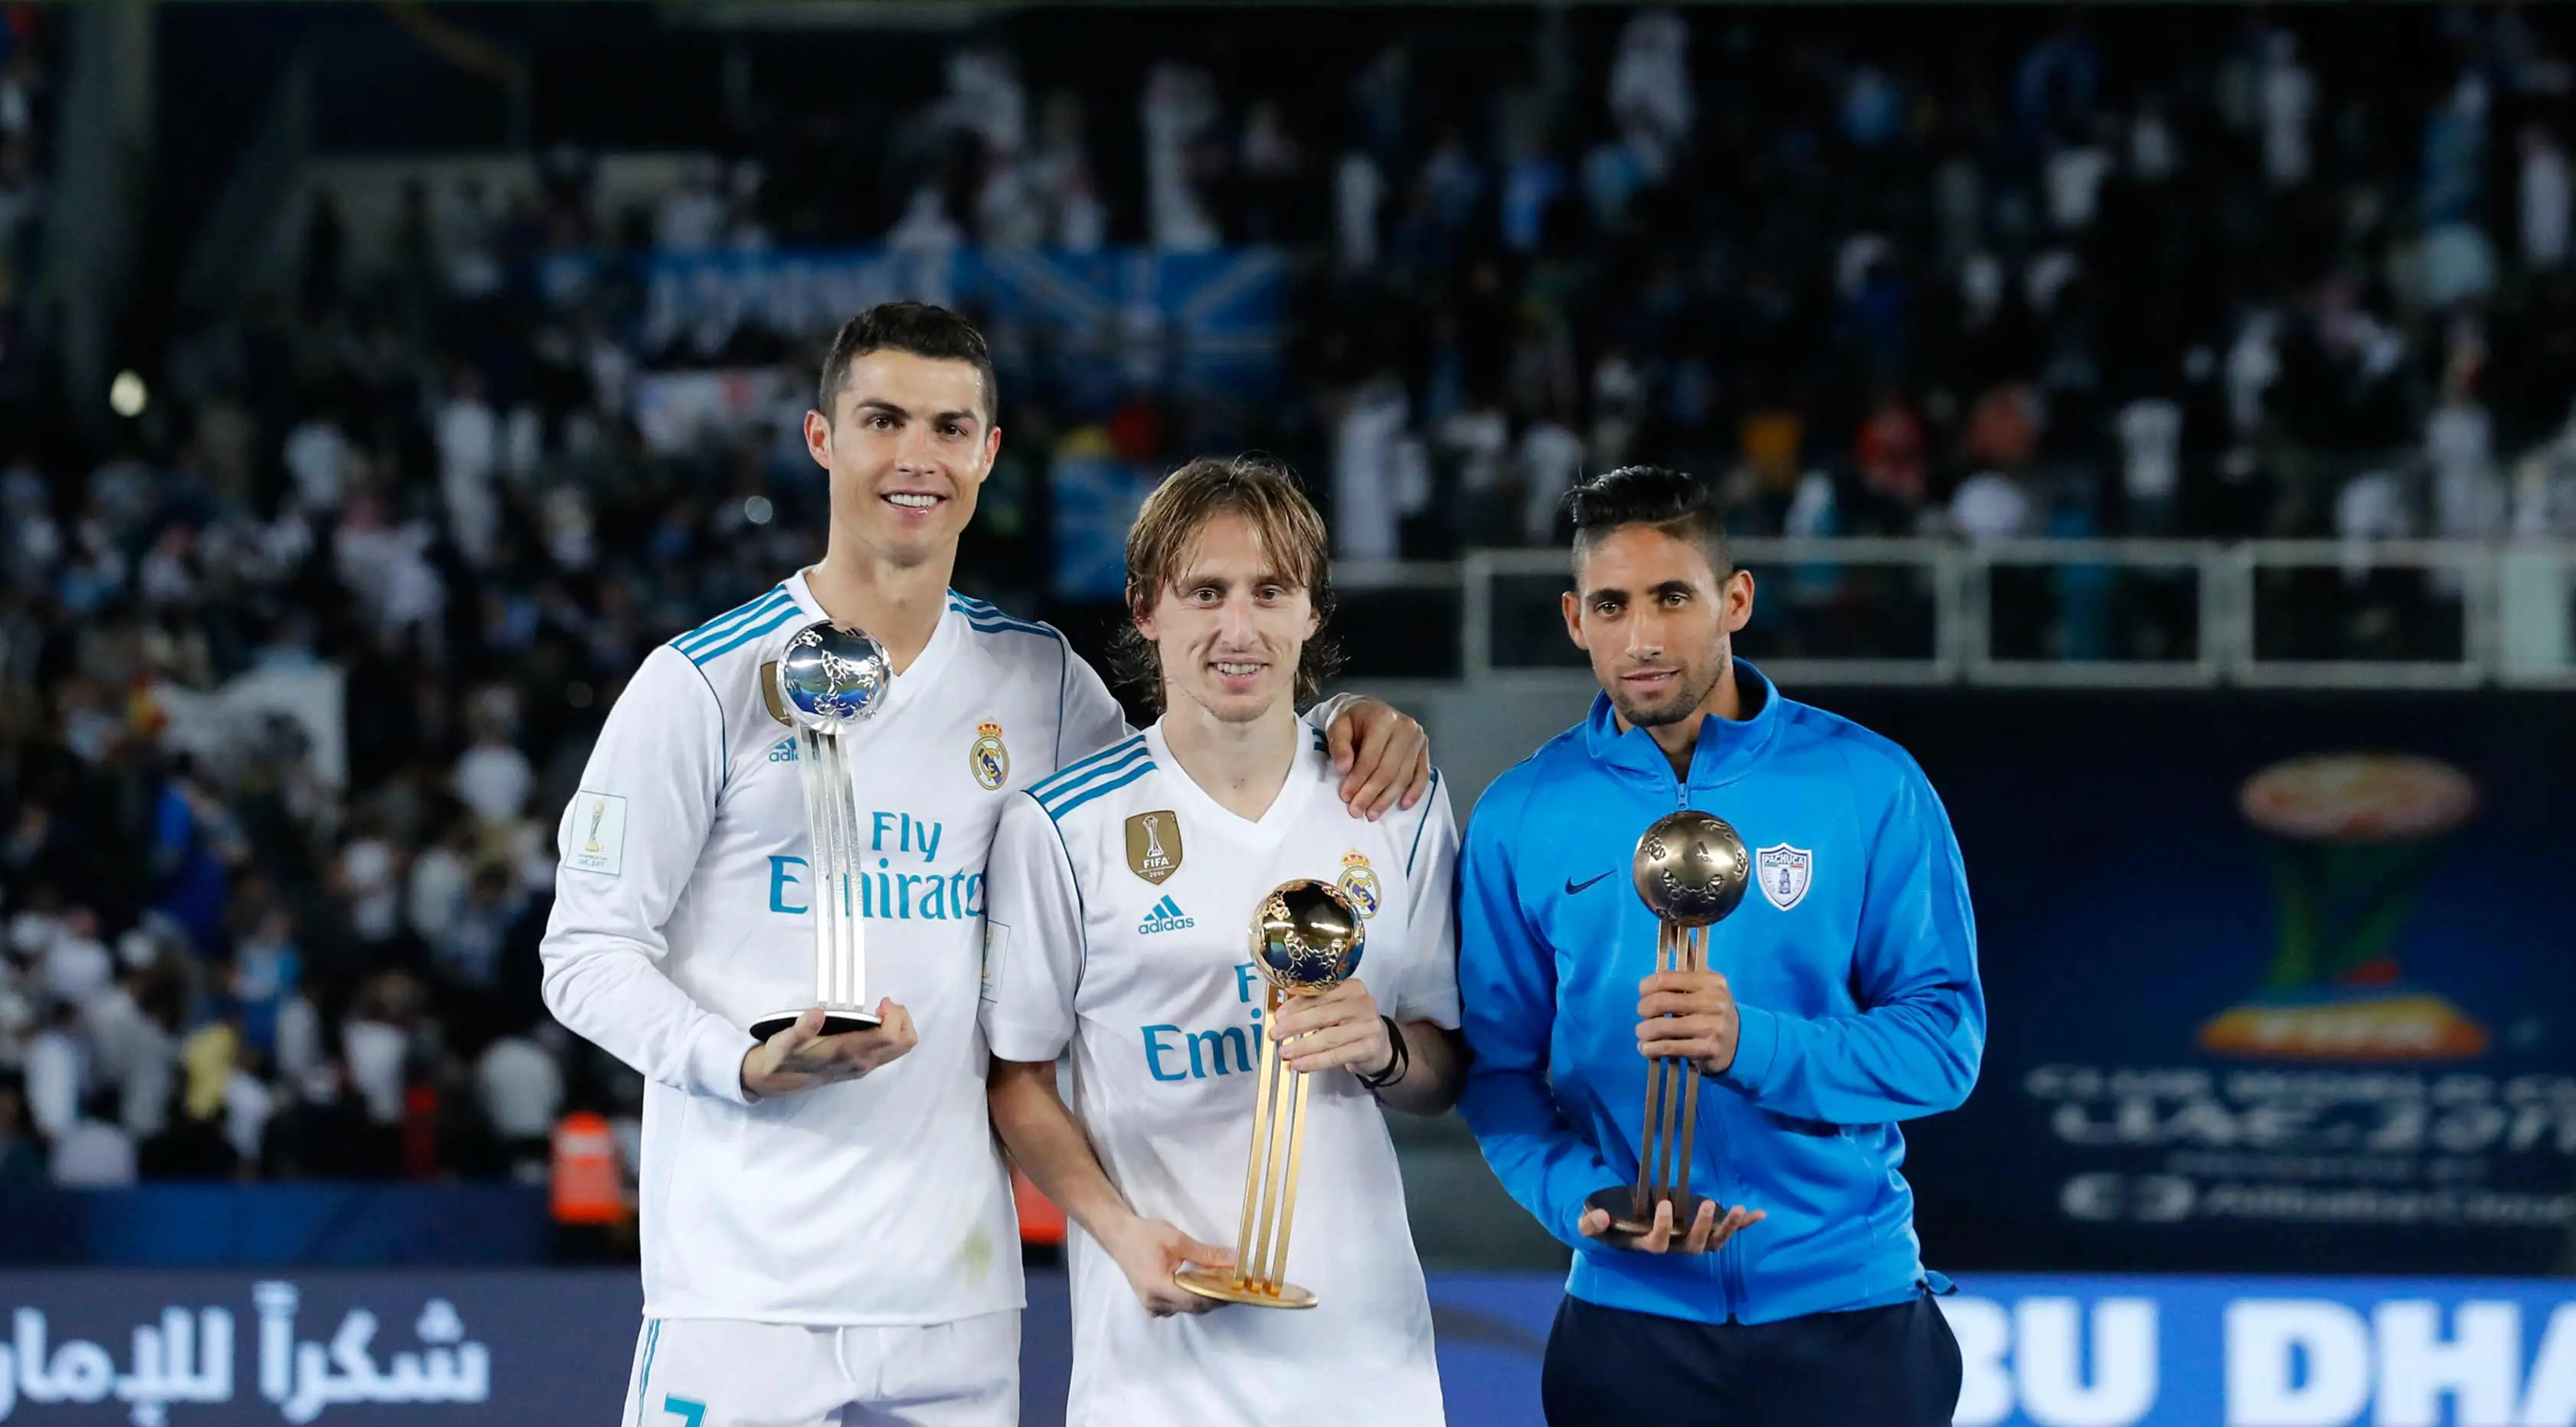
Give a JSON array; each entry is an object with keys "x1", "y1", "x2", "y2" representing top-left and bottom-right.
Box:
[
  {"x1": 750, "y1": 621, "x2": 893, "y2": 1040},
  {"x1": 1586, "y1": 809, "x2": 1751, "y2": 1249}
]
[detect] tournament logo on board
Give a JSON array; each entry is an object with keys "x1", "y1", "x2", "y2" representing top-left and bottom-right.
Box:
[
  {"x1": 970, "y1": 719, "x2": 1010, "y2": 791},
  {"x1": 1337, "y1": 850, "x2": 1382, "y2": 919},
  {"x1": 2205, "y1": 752, "x2": 2486, "y2": 1060},
  {"x1": 1126, "y1": 811, "x2": 1183, "y2": 884}
]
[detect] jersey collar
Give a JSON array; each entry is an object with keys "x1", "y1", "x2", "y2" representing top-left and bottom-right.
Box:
[
  {"x1": 1582, "y1": 658, "x2": 1783, "y2": 789},
  {"x1": 1143, "y1": 719, "x2": 1322, "y2": 847},
  {"x1": 781, "y1": 567, "x2": 963, "y2": 715}
]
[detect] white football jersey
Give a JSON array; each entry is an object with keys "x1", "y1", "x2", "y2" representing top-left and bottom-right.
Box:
[
  {"x1": 980, "y1": 721, "x2": 1460, "y2": 1427},
  {"x1": 541, "y1": 570, "x2": 1129, "y2": 1325}
]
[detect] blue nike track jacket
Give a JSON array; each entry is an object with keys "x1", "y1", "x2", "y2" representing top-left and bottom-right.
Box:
[{"x1": 1456, "y1": 661, "x2": 1983, "y2": 1327}]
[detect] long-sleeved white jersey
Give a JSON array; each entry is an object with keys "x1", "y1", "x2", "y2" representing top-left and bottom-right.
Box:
[
  {"x1": 541, "y1": 570, "x2": 1128, "y2": 1325},
  {"x1": 979, "y1": 726, "x2": 1460, "y2": 1426}
]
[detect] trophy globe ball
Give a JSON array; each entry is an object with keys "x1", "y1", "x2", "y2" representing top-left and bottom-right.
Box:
[
  {"x1": 1252, "y1": 879, "x2": 1366, "y2": 992},
  {"x1": 776, "y1": 622, "x2": 892, "y2": 733},
  {"x1": 1632, "y1": 811, "x2": 1751, "y2": 926}
]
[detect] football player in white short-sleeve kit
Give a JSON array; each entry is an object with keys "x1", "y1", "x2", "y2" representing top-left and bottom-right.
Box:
[
  {"x1": 980, "y1": 456, "x2": 1469, "y2": 1427},
  {"x1": 539, "y1": 305, "x2": 1429, "y2": 1427}
]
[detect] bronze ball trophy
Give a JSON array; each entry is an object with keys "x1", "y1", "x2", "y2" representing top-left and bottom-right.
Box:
[{"x1": 1585, "y1": 809, "x2": 1751, "y2": 1249}]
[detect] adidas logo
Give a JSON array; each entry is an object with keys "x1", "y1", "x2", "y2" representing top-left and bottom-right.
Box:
[
  {"x1": 768, "y1": 737, "x2": 799, "y2": 763},
  {"x1": 1139, "y1": 895, "x2": 1195, "y2": 935}
]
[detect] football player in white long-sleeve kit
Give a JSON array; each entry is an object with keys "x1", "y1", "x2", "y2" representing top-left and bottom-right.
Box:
[
  {"x1": 981, "y1": 456, "x2": 1468, "y2": 1427},
  {"x1": 540, "y1": 304, "x2": 1429, "y2": 1426}
]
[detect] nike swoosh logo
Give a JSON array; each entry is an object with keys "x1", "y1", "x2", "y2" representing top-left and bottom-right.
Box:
[{"x1": 1565, "y1": 872, "x2": 1613, "y2": 895}]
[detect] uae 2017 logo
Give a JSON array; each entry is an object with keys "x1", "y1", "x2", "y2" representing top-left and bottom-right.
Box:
[{"x1": 2202, "y1": 753, "x2": 2486, "y2": 1061}]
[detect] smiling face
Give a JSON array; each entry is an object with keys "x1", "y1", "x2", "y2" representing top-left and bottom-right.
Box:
[
  {"x1": 803, "y1": 348, "x2": 1000, "y2": 570},
  {"x1": 1562, "y1": 523, "x2": 1755, "y2": 730},
  {"x1": 1136, "y1": 511, "x2": 1320, "y2": 727}
]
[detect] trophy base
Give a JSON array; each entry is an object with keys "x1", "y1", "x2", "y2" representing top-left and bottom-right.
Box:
[
  {"x1": 749, "y1": 1007, "x2": 883, "y2": 1041},
  {"x1": 1586, "y1": 1186, "x2": 1726, "y2": 1253},
  {"x1": 1172, "y1": 1268, "x2": 1317, "y2": 1310}
]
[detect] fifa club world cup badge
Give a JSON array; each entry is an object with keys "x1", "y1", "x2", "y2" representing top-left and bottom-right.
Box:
[
  {"x1": 1126, "y1": 811, "x2": 1183, "y2": 884},
  {"x1": 758, "y1": 661, "x2": 792, "y2": 726},
  {"x1": 970, "y1": 718, "x2": 1010, "y2": 791},
  {"x1": 1337, "y1": 849, "x2": 1382, "y2": 919}
]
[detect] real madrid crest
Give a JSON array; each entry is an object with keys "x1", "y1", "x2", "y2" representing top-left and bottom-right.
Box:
[
  {"x1": 970, "y1": 719, "x2": 1010, "y2": 791},
  {"x1": 1337, "y1": 849, "x2": 1382, "y2": 919}
]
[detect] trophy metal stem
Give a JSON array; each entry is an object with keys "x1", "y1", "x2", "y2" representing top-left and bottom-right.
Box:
[
  {"x1": 803, "y1": 726, "x2": 859, "y2": 1008},
  {"x1": 1268, "y1": 1070, "x2": 1314, "y2": 1286},
  {"x1": 1233, "y1": 987, "x2": 1280, "y2": 1264},
  {"x1": 1624, "y1": 922, "x2": 1709, "y2": 1229},
  {"x1": 752, "y1": 725, "x2": 881, "y2": 1040},
  {"x1": 1175, "y1": 986, "x2": 1319, "y2": 1310}
]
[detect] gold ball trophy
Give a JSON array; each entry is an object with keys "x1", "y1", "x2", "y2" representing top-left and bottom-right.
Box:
[
  {"x1": 1584, "y1": 809, "x2": 1751, "y2": 1249},
  {"x1": 1172, "y1": 878, "x2": 1366, "y2": 1310}
]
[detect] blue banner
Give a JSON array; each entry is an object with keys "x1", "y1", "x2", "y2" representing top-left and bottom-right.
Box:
[
  {"x1": 2, "y1": 1271, "x2": 2571, "y2": 1426},
  {"x1": 1428, "y1": 1273, "x2": 2576, "y2": 1427},
  {"x1": 540, "y1": 247, "x2": 1286, "y2": 405},
  {"x1": 0, "y1": 1187, "x2": 547, "y2": 1269}
]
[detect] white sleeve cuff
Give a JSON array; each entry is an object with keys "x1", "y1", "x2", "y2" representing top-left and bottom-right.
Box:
[{"x1": 687, "y1": 1013, "x2": 761, "y2": 1105}]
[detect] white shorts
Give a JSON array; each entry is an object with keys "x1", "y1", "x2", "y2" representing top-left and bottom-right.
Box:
[{"x1": 619, "y1": 1312, "x2": 1019, "y2": 1427}]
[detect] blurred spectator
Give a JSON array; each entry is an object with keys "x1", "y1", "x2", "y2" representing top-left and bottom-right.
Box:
[
  {"x1": 1855, "y1": 387, "x2": 1930, "y2": 511},
  {"x1": 50, "y1": 1092, "x2": 136, "y2": 1187},
  {"x1": 1515, "y1": 413, "x2": 1586, "y2": 547},
  {"x1": 0, "y1": 1076, "x2": 43, "y2": 1184},
  {"x1": 2427, "y1": 354, "x2": 2502, "y2": 540},
  {"x1": 1142, "y1": 62, "x2": 1222, "y2": 252},
  {"x1": 453, "y1": 710, "x2": 533, "y2": 828},
  {"x1": 1334, "y1": 149, "x2": 1383, "y2": 273},
  {"x1": 2524, "y1": 123, "x2": 2570, "y2": 274},
  {"x1": 1609, "y1": 11, "x2": 1692, "y2": 179},
  {"x1": 2259, "y1": 31, "x2": 2316, "y2": 188},
  {"x1": 654, "y1": 158, "x2": 729, "y2": 253},
  {"x1": 22, "y1": 999, "x2": 78, "y2": 1138},
  {"x1": 1963, "y1": 382, "x2": 2042, "y2": 475},
  {"x1": 150, "y1": 764, "x2": 240, "y2": 956},
  {"x1": 2510, "y1": 408, "x2": 2576, "y2": 539},
  {"x1": 1030, "y1": 90, "x2": 1107, "y2": 253},
  {"x1": 2117, "y1": 395, "x2": 2184, "y2": 534},
  {"x1": 436, "y1": 366, "x2": 502, "y2": 567},
  {"x1": 1949, "y1": 467, "x2": 2035, "y2": 545},
  {"x1": 478, "y1": 1030, "x2": 562, "y2": 1180},
  {"x1": 342, "y1": 971, "x2": 417, "y2": 1128},
  {"x1": 1332, "y1": 372, "x2": 1411, "y2": 561}
]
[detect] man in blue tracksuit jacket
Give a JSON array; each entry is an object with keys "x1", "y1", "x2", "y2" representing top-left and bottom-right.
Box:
[{"x1": 1458, "y1": 465, "x2": 1983, "y2": 1425}]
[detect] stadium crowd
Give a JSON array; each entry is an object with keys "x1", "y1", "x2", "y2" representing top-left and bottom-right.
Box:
[{"x1": 1, "y1": 5, "x2": 2572, "y2": 1188}]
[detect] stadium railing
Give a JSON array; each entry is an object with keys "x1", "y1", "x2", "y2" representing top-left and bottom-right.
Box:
[{"x1": 1332, "y1": 540, "x2": 2576, "y2": 691}]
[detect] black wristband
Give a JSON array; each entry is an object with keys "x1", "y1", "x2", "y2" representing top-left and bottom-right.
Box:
[{"x1": 1356, "y1": 1015, "x2": 1409, "y2": 1090}]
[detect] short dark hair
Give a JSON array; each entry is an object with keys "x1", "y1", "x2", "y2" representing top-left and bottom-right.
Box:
[
  {"x1": 1564, "y1": 465, "x2": 1733, "y2": 575},
  {"x1": 1110, "y1": 454, "x2": 1345, "y2": 716},
  {"x1": 816, "y1": 301, "x2": 998, "y2": 426}
]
